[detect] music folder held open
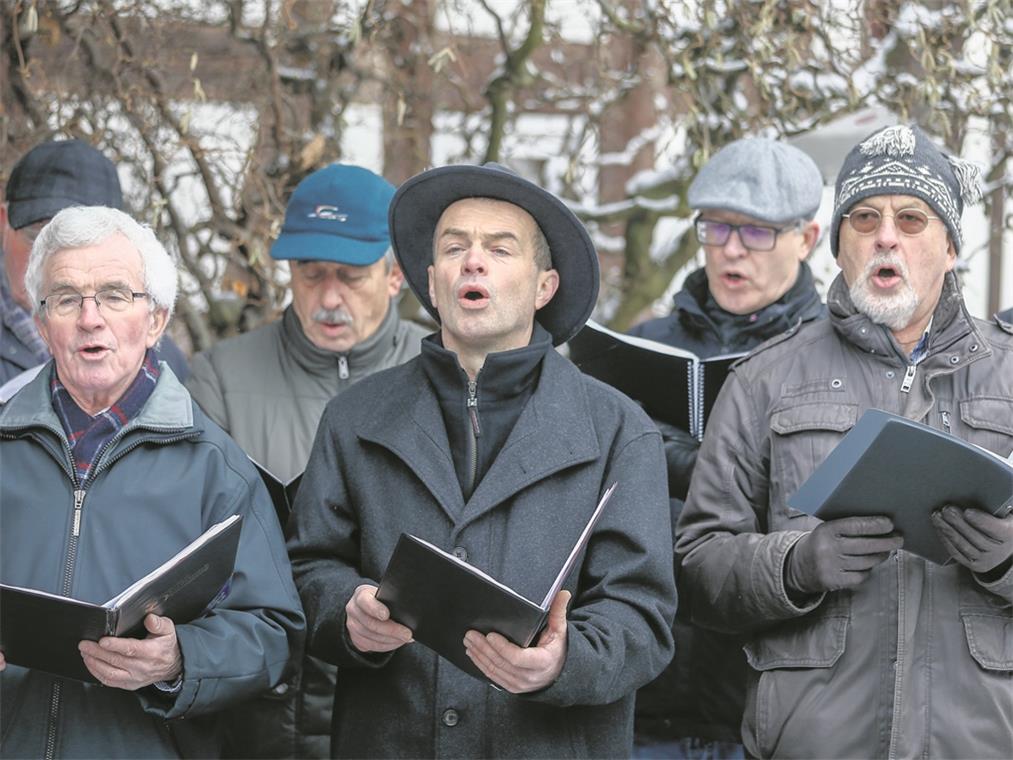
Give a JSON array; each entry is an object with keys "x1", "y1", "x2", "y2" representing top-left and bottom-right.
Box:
[{"x1": 376, "y1": 482, "x2": 618, "y2": 683}]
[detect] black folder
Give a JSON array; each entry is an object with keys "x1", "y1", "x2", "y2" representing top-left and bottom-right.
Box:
[
  {"x1": 789, "y1": 410, "x2": 1013, "y2": 564},
  {"x1": 0, "y1": 514, "x2": 242, "y2": 682},
  {"x1": 376, "y1": 483, "x2": 617, "y2": 683}
]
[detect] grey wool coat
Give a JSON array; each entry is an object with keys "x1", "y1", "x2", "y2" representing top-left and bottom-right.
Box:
[{"x1": 286, "y1": 347, "x2": 677, "y2": 758}]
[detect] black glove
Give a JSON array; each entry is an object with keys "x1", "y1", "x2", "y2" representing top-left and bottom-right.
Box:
[
  {"x1": 932, "y1": 505, "x2": 1013, "y2": 578},
  {"x1": 654, "y1": 420, "x2": 700, "y2": 501},
  {"x1": 785, "y1": 516, "x2": 903, "y2": 597}
]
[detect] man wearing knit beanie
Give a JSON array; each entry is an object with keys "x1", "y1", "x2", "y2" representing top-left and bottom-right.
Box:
[{"x1": 675, "y1": 124, "x2": 1013, "y2": 758}]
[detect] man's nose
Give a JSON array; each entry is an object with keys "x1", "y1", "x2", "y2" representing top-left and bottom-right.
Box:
[
  {"x1": 722, "y1": 228, "x2": 749, "y2": 259},
  {"x1": 462, "y1": 245, "x2": 488, "y2": 273},
  {"x1": 76, "y1": 297, "x2": 107, "y2": 329},
  {"x1": 319, "y1": 281, "x2": 345, "y2": 309},
  {"x1": 874, "y1": 214, "x2": 901, "y2": 250}
]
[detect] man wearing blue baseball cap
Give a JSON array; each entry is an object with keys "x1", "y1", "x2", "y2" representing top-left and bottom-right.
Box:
[
  {"x1": 631, "y1": 137, "x2": 826, "y2": 760},
  {"x1": 187, "y1": 163, "x2": 427, "y2": 758}
]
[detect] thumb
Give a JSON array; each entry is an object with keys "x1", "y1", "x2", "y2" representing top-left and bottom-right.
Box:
[
  {"x1": 145, "y1": 613, "x2": 172, "y2": 637},
  {"x1": 538, "y1": 590, "x2": 571, "y2": 646}
]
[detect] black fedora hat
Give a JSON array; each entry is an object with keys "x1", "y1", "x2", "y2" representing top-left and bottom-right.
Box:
[{"x1": 388, "y1": 163, "x2": 600, "y2": 345}]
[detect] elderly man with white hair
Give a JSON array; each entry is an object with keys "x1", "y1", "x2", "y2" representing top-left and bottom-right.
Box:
[{"x1": 0, "y1": 206, "x2": 305, "y2": 759}]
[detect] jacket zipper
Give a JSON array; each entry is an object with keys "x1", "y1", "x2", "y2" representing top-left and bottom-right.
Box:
[
  {"x1": 941, "y1": 410, "x2": 951, "y2": 433},
  {"x1": 32, "y1": 427, "x2": 196, "y2": 759},
  {"x1": 899, "y1": 363, "x2": 917, "y2": 393},
  {"x1": 466, "y1": 380, "x2": 481, "y2": 494},
  {"x1": 338, "y1": 354, "x2": 349, "y2": 380}
]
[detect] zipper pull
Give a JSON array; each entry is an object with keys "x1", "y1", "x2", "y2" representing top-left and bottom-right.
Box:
[
  {"x1": 900, "y1": 364, "x2": 917, "y2": 393},
  {"x1": 338, "y1": 355, "x2": 349, "y2": 380},
  {"x1": 72, "y1": 489, "x2": 86, "y2": 537},
  {"x1": 467, "y1": 380, "x2": 481, "y2": 436},
  {"x1": 941, "y1": 410, "x2": 951, "y2": 433}
]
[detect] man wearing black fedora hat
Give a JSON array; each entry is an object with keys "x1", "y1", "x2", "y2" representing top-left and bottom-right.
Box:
[{"x1": 287, "y1": 163, "x2": 676, "y2": 757}]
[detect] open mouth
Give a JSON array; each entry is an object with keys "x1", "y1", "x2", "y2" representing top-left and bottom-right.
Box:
[
  {"x1": 457, "y1": 284, "x2": 490, "y2": 307},
  {"x1": 79, "y1": 345, "x2": 110, "y2": 358},
  {"x1": 872, "y1": 265, "x2": 902, "y2": 288}
]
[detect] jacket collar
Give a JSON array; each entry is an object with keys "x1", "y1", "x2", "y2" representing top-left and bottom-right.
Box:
[
  {"x1": 282, "y1": 298, "x2": 403, "y2": 375},
  {"x1": 359, "y1": 348, "x2": 601, "y2": 531},
  {"x1": 1, "y1": 360, "x2": 195, "y2": 438},
  {"x1": 827, "y1": 270, "x2": 990, "y2": 369},
  {"x1": 673, "y1": 262, "x2": 824, "y2": 348}
]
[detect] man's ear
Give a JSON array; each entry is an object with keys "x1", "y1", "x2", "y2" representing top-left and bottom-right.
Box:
[
  {"x1": 534, "y1": 269, "x2": 560, "y2": 311},
  {"x1": 800, "y1": 221, "x2": 820, "y2": 261},
  {"x1": 944, "y1": 237, "x2": 957, "y2": 272},
  {"x1": 145, "y1": 308, "x2": 170, "y2": 348},
  {"x1": 387, "y1": 261, "x2": 405, "y2": 298}
]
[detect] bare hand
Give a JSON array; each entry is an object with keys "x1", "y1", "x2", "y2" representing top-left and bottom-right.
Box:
[
  {"x1": 345, "y1": 584, "x2": 413, "y2": 654},
  {"x1": 786, "y1": 516, "x2": 903, "y2": 595},
  {"x1": 932, "y1": 506, "x2": 1013, "y2": 574},
  {"x1": 463, "y1": 589, "x2": 570, "y2": 693},
  {"x1": 79, "y1": 614, "x2": 182, "y2": 690}
]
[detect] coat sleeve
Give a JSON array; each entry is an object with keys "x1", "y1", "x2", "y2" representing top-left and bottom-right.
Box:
[
  {"x1": 285, "y1": 406, "x2": 393, "y2": 670},
  {"x1": 527, "y1": 428, "x2": 677, "y2": 707},
  {"x1": 185, "y1": 351, "x2": 230, "y2": 433},
  {"x1": 675, "y1": 371, "x2": 823, "y2": 636},
  {"x1": 139, "y1": 455, "x2": 306, "y2": 719}
]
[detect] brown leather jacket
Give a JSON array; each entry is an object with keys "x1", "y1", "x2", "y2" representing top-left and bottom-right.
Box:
[{"x1": 677, "y1": 272, "x2": 1013, "y2": 758}]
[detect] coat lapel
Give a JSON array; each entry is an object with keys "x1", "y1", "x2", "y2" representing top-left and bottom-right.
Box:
[
  {"x1": 460, "y1": 351, "x2": 600, "y2": 527},
  {"x1": 357, "y1": 364, "x2": 465, "y2": 522}
]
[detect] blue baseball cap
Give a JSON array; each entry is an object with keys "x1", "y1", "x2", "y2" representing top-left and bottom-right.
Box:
[{"x1": 270, "y1": 164, "x2": 395, "y2": 265}]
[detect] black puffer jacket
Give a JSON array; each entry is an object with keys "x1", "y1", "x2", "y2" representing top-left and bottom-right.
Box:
[{"x1": 630, "y1": 262, "x2": 825, "y2": 745}]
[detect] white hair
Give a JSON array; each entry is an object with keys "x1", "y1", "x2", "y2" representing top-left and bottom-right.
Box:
[{"x1": 24, "y1": 206, "x2": 178, "y2": 319}]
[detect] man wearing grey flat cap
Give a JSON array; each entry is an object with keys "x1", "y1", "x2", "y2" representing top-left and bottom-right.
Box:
[
  {"x1": 287, "y1": 162, "x2": 676, "y2": 758},
  {"x1": 676, "y1": 124, "x2": 1013, "y2": 758},
  {"x1": 632, "y1": 137, "x2": 825, "y2": 760}
]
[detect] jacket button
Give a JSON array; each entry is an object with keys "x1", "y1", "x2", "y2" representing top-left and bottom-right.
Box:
[
  {"x1": 452, "y1": 546, "x2": 468, "y2": 562},
  {"x1": 442, "y1": 708, "x2": 459, "y2": 727},
  {"x1": 949, "y1": 355, "x2": 959, "y2": 364},
  {"x1": 272, "y1": 682, "x2": 289, "y2": 695}
]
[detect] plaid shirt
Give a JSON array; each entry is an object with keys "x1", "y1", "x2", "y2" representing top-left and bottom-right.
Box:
[
  {"x1": 0, "y1": 255, "x2": 50, "y2": 364},
  {"x1": 51, "y1": 351, "x2": 160, "y2": 483}
]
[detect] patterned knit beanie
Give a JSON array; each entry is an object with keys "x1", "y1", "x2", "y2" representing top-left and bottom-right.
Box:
[{"x1": 830, "y1": 124, "x2": 981, "y2": 257}]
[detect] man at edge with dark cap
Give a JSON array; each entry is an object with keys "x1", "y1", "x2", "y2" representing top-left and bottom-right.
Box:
[
  {"x1": 676, "y1": 124, "x2": 1013, "y2": 757},
  {"x1": 286, "y1": 163, "x2": 676, "y2": 757},
  {"x1": 1, "y1": 139, "x2": 188, "y2": 389}
]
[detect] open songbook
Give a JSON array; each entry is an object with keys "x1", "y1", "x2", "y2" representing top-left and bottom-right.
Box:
[
  {"x1": 375, "y1": 482, "x2": 618, "y2": 683},
  {"x1": 566, "y1": 320, "x2": 743, "y2": 440},
  {"x1": 790, "y1": 409, "x2": 1013, "y2": 564},
  {"x1": 0, "y1": 514, "x2": 242, "y2": 682}
]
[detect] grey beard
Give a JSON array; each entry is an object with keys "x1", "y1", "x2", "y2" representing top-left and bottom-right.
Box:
[
  {"x1": 313, "y1": 307, "x2": 354, "y2": 326},
  {"x1": 849, "y1": 256, "x2": 919, "y2": 331}
]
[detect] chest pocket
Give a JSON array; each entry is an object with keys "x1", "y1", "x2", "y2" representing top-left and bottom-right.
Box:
[
  {"x1": 956, "y1": 397, "x2": 1013, "y2": 460},
  {"x1": 768, "y1": 401, "x2": 858, "y2": 525}
]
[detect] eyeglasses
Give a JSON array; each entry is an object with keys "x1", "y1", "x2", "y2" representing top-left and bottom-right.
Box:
[
  {"x1": 694, "y1": 218, "x2": 797, "y2": 252},
  {"x1": 40, "y1": 288, "x2": 149, "y2": 318},
  {"x1": 841, "y1": 207, "x2": 942, "y2": 236}
]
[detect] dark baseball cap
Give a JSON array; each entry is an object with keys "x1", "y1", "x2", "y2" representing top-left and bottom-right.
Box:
[
  {"x1": 270, "y1": 164, "x2": 395, "y2": 266},
  {"x1": 5, "y1": 139, "x2": 124, "y2": 230}
]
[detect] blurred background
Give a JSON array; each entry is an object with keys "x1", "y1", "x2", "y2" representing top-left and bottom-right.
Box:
[{"x1": 3, "y1": 0, "x2": 1010, "y2": 354}]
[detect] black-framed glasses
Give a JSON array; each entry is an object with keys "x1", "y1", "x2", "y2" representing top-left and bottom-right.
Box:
[
  {"x1": 40, "y1": 288, "x2": 149, "y2": 318},
  {"x1": 694, "y1": 217, "x2": 796, "y2": 252},
  {"x1": 841, "y1": 207, "x2": 943, "y2": 236}
]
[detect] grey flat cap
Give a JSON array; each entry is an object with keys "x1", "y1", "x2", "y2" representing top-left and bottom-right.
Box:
[{"x1": 688, "y1": 137, "x2": 823, "y2": 224}]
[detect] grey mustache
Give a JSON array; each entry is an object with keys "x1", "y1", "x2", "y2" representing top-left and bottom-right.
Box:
[{"x1": 313, "y1": 308, "x2": 354, "y2": 325}]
